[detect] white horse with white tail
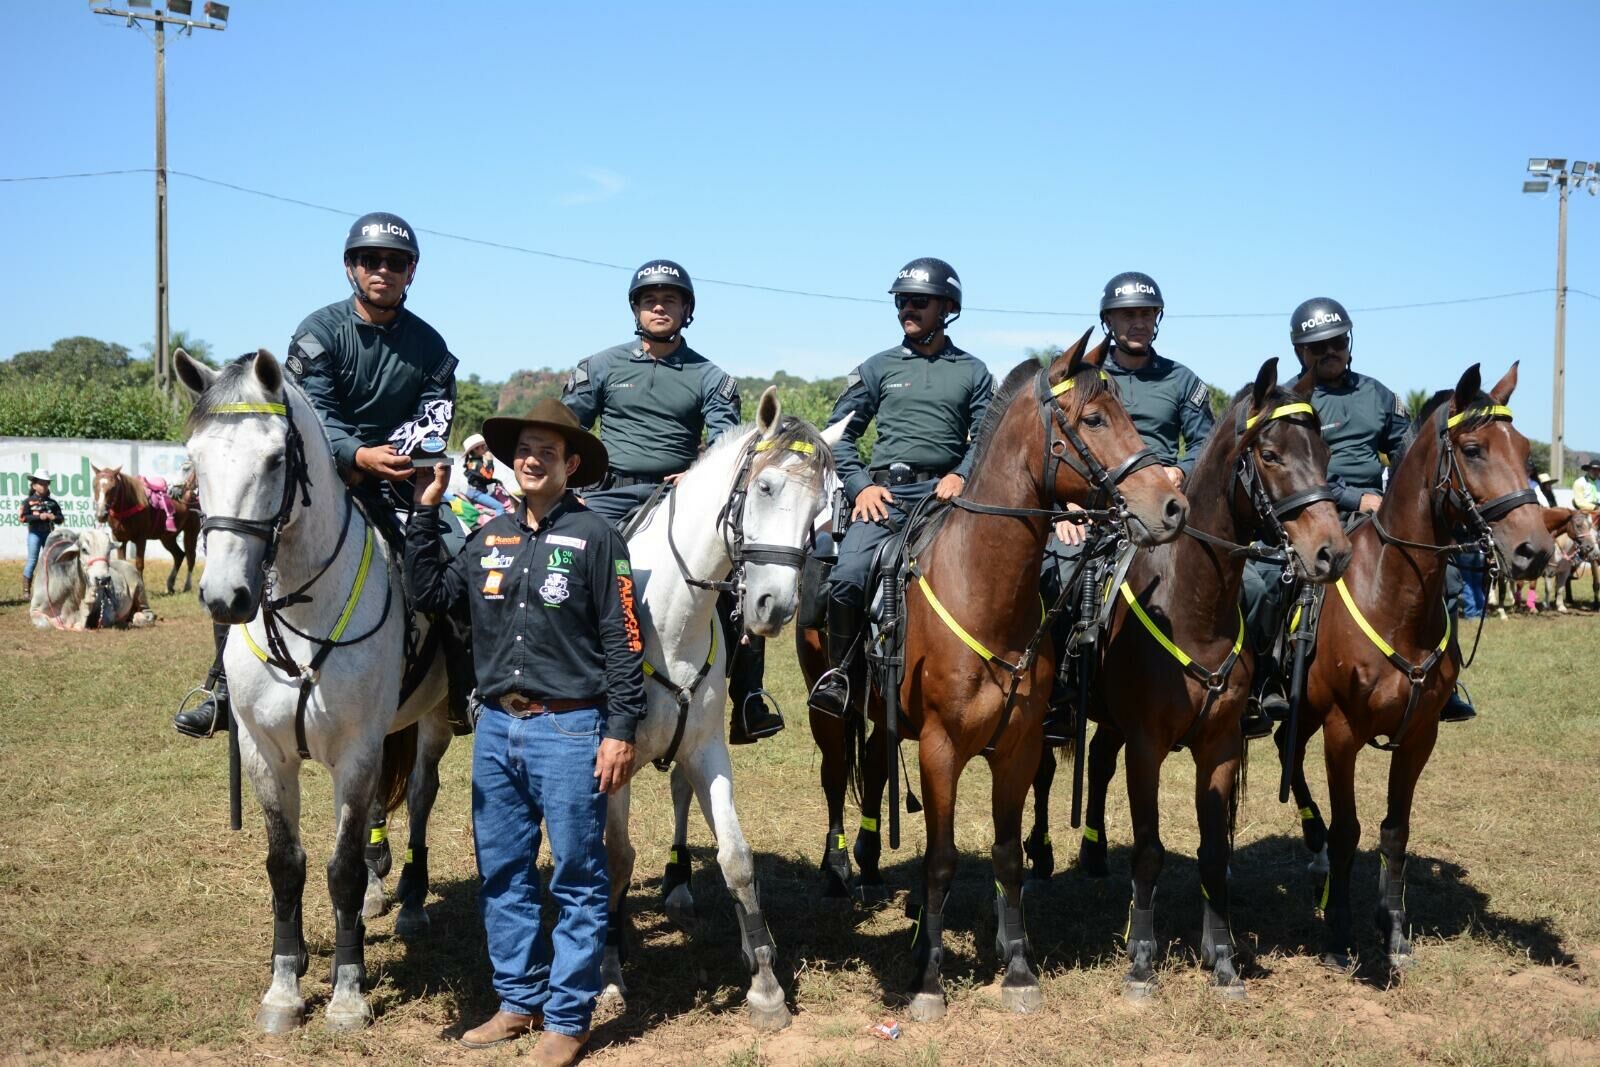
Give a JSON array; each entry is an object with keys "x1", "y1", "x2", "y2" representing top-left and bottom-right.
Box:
[
  {"x1": 176, "y1": 349, "x2": 450, "y2": 1034},
  {"x1": 600, "y1": 387, "x2": 847, "y2": 1031}
]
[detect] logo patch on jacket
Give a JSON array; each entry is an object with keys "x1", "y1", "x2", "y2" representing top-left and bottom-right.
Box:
[
  {"x1": 617, "y1": 575, "x2": 643, "y2": 652},
  {"x1": 539, "y1": 572, "x2": 571, "y2": 605},
  {"x1": 481, "y1": 570, "x2": 505, "y2": 599},
  {"x1": 548, "y1": 534, "x2": 586, "y2": 550},
  {"x1": 485, "y1": 535, "x2": 522, "y2": 547},
  {"x1": 480, "y1": 549, "x2": 515, "y2": 569}
]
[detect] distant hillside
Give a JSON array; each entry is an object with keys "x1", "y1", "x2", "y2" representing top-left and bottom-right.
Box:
[{"x1": 495, "y1": 368, "x2": 567, "y2": 416}]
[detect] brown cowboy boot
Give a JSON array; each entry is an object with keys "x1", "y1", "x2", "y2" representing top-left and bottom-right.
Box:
[
  {"x1": 459, "y1": 1009, "x2": 540, "y2": 1049},
  {"x1": 531, "y1": 1030, "x2": 590, "y2": 1067}
]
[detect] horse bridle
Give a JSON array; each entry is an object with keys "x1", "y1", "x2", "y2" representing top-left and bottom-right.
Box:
[{"x1": 1037, "y1": 367, "x2": 1163, "y2": 523}]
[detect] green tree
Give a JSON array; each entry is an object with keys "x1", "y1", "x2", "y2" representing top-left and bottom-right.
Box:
[
  {"x1": 1025, "y1": 345, "x2": 1064, "y2": 367},
  {"x1": 1208, "y1": 383, "x2": 1231, "y2": 419},
  {"x1": 1405, "y1": 388, "x2": 1430, "y2": 422},
  {"x1": 1, "y1": 336, "x2": 133, "y2": 385},
  {"x1": 450, "y1": 375, "x2": 497, "y2": 450}
]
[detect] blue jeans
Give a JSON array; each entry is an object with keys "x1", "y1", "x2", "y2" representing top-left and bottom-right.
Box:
[
  {"x1": 1456, "y1": 549, "x2": 1487, "y2": 619},
  {"x1": 464, "y1": 487, "x2": 511, "y2": 515},
  {"x1": 23, "y1": 528, "x2": 48, "y2": 582},
  {"x1": 472, "y1": 703, "x2": 609, "y2": 1036}
]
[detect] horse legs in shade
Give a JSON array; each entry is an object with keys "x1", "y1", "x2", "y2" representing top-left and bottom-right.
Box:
[
  {"x1": 1318, "y1": 712, "x2": 1364, "y2": 972},
  {"x1": 1024, "y1": 746, "x2": 1056, "y2": 881},
  {"x1": 1121, "y1": 740, "x2": 1166, "y2": 1000},
  {"x1": 1276, "y1": 715, "x2": 1330, "y2": 875},
  {"x1": 907, "y1": 727, "x2": 963, "y2": 1023},
  {"x1": 362, "y1": 792, "x2": 392, "y2": 922},
  {"x1": 392, "y1": 711, "x2": 451, "y2": 939},
  {"x1": 683, "y1": 740, "x2": 791, "y2": 1031},
  {"x1": 1193, "y1": 732, "x2": 1245, "y2": 997},
  {"x1": 244, "y1": 730, "x2": 309, "y2": 1034},
  {"x1": 324, "y1": 751, "x2": 380, "y2": 1031},
  {"x1": 662, "y1": 763, "x2": 696, "y2": 932},
  {"x1": 1376, "y1": 720, "x2": 1438, "y2": 972},
  {"x1": 811, "y1": 707, "x2": 855, "y2": 899},
  {"x1": 988, "y1": 728, "x2": 1043, "y2": 1013},
  {"x1": 1080, "y1": 720, "x2": 1124, "y2": 879},
  {"x1": 599, "y1": 780, "x2": 636, "y2": 1004},
  {"x1": 852, "y1": 722, "x2": 890, "y2": 900}
]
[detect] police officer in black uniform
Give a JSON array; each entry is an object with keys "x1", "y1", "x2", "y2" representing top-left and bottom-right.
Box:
[
  {"x1": 561, "y1": 261, "x2": 779, "y2": 745},
  {"x1": 174, "y1": 211, "x2": 459, "y2": 738},
  {"x1": 807, "y1": 257, "x2": 995, "y2": 718},
  {"x1": 1042, "y1": 272, "x2": 1214, "y2": 740}
]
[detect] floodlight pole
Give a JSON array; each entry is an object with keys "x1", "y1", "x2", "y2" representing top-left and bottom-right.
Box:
[
  {"x1": 1551, "y1": 174, "x2": 1568, "y2": 483},
  {"x1": 92, "y1": 6, "x2": 225, "y2": 397}
]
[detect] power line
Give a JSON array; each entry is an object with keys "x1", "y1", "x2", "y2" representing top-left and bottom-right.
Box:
[{"x1": 0, "y1": 166, "x2": 1588, "y2": 319}]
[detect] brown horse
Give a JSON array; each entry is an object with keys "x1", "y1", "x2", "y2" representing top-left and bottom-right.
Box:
[
  {"x1": 1283, "y1": 363, "x2": 1553, "y2": 972},
  {"x1": 800, "y1": 331, "x2": 1186, "y2": 1021},
  {"x1": 1040, "y1": 360, "x2": 1351, "y2": 999},
  {"x1": 91, "y1": 464, "x2": 199, "y2": 594},
  {"x1": 1512, "y1": 507, "x2": 1598, "y2": 613}
]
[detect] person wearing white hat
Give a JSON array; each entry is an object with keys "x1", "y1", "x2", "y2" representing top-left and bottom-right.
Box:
[
  {"x1": 17, "y1": 470, "x2": 64, "y2": 598},
  {"x1": 1574, "y1": 460, "x2": 1600, "y2": 514},
  {"x1": 460, "y1": 432, "x2": 513, "y2": 516}
]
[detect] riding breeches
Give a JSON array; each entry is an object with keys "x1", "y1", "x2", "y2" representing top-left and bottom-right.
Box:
[{"x1": 825, "y1": 480, "x2": 936, "y2": 612}]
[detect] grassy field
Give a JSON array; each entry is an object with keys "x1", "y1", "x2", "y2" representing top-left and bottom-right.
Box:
[{"x1": 1, "y1": 559, "x2": 1598, "y2": 1067}]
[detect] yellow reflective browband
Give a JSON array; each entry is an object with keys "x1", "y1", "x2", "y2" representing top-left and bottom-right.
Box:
[
  {"x1": 1050, "y1": 369, "x2": 1110, "y2": 397},
  {"x1": 1446, "y1": 404, "x2": 1513, "y2": 430},
  {"x1": 753, "y1": 439, "x2": 816, "y2": 454},
  {"x1": 1244, "y1": 402, "x2": 1316, "y2": 430},
  {"x1": 211, "y1": 402, "x2": 288, "y2": 416},
  {"x1": 1333, "y1": 578, "x2": 1449, "y2": 660}
]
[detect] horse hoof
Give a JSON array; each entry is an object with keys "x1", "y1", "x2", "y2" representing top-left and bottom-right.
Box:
[
  {"x1": 664, "y1": 885, "x2": 696, "y2": 933},
  {"x1": 362, "y1": 882, "x2": 387, "y2": 922},
  {"x1": 1307, "y1": 846, "x2": 1330, "y2": 876},
  {"x1": 324, "y1": 1003, "x2": 373, "y2": 1033},
  {"x1": 599, "y1": 984, "x2": 626, "y2": 1006},
  {"x1": 1212, "y1": 979, "x2": 1247, "y2": 1000},
  {"x1": 907, "y1": 992, "x2": 947, "y2": 1023},
  {"x1": 747, "y1": 998, "x2": 792, "y2": 1032},
  {"x1": 1122, "y1": 978, "x2": 1156, "y2": 1002},
  {"x1": 394, "y1": 905, "x2": 430, "y2": 940},
  {"x1": 255, "y1": 1003, "x2": 304, "y2": 1035},
  {"x1": 1389, "y1": 952, "x2": 1417, "y2": 973},
  {"x1": 856, "y1": 879, "x2": 892, "y2": 907},
  {"x1": 1001, "y1": 983, "x2": 1043, "y2": 1014},
  {"x1": 1321, "y1": 951, "x2": 1355, "y2": 974}
]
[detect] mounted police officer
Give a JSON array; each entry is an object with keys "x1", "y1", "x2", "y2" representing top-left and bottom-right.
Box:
[
  {"x1": 1041, "y1": 272, "x2": 1215, "y2": 741},
  {"x1": 1242, "y1": 297, "x2": 1473, "y2": 730},
  {"x1": 174, "y1": 211, "x2": 460, "y2": 739},
  {"x1": 561, "y1": 260, "x2": 781, "y2": 745},
  {"x1": 807, "y1": 257, "x2": 995, "y2": 718}
]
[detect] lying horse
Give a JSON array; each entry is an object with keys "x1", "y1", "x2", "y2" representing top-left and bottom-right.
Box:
[
  {"x1": 29, "y1": 527, "x2": 154, "y2": 630},
  {"x1": 92, "y1": 463, "x2": 200, "y2": 594},
  {"x1": 1282, "y1": 363, "x2": 1552, "y2": 972}
]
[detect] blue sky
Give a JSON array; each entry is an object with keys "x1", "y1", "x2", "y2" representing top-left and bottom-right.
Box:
[{"x1": 4, "y1": 1, "x2": 1597, "y2": 450}]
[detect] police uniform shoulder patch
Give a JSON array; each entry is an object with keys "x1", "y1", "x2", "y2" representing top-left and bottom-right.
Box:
[
  {"x1": 565, "y1": 358, "x2": 591, "y2": 395},
  {"x1": 846, "y1": 369, "x2": 862, "y2": 390},
  {"x1": 428, "y1": 352, "x2": 458, "y2": 386},
  {"x1": 1187, "y1": 379, "x2": 1209, "y2": 408},
  {"x1": 286, "y1": 334, "x2": 325, "y2": 379},
  {"x1": 1393, "y1": 392, "x2": 1407, "y2": 417},
  {"x1": 717, "y1": 374, "x2": 737, "y2": 401}
]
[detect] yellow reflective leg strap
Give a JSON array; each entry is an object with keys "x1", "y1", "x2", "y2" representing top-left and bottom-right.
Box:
[
  {"x1": 369, "y1": 825, "x2": 387, "y2": 845},
  {"x1": 860, "y1": 816, "x2": 878, "y2": 833},
  {"x1": 836, "y1": 834, "x2": 847, "y2": 851},
  {"x1": 404, "y1": 848, "x2": 414, "y2": 864},
  {"x1": 918, "y1": 573, "x2": 999, "y2": 663},
  {"x1": 1299, "y1": 806, "x2": 1315, "y2": 822},
  {"x1": 1319, "y1": 875, "x2": 1331, "y2": 911},
  {"x1": 1083, "y1": 826, "x2": 1100, "y2": 843}
]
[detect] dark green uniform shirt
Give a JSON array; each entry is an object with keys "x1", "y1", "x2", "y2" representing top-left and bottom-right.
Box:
[
  {"x1": 562, "y1": 341, "x2": 740, "y2": 478},
  {"x1": 1103, "y1": 349, "x2": 1215, "y2": 476},
  {"x1": 827, "y1": 339, "x2": 995, "y2": 501},
  {"x1": 1307, "y1": 369, "x2": 1413, "y2": 511},
  {"x1": 286, "y1": 298, "x2": 457, "y2": 477}
]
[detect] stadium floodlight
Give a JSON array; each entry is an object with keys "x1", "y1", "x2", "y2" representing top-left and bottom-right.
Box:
[
  {"x1": 1572, "y1": 161, "x2": 1589, "y2": 178},
  {"x1": 167, "y1": 0, "x2": 192, "y2": 13},
  {"x1": 127, "y1": 0, "x2": 152, "y2": 7},
  {"x1": 1524, "y1": 180, "x2": 1550, "y2": 193},
  {"x1": 204, "y1": 1, "x2": 228, "y2": 22},
  {"x1": 1547, "y1": 158, "x2": 1567, "y2": 172},
  {"x1": 1529, "y1": 158, "x2": 1550, "y2": 174}
]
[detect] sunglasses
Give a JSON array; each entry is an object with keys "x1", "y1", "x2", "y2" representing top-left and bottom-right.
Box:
[
  {"x1": 351, "y1": 251, "x2": 414, "y2": 273},
  {"x1": 894, "y1": 294, "x2": 934, "y2": 311},
  {"x1": 1302, "y1": 335, "x2": 1351, "y2": 355}
]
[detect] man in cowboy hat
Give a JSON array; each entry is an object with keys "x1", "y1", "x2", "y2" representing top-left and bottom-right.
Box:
[
  {"x1": 1574, "y1": 460, "x2": 1600, "y2": 514},
  {"x1": 407, "y1": 398, "x2": 645, "y2": 1065},
  {"x1": 18, "y1": 469, "x2": 64, "y2": 599}
]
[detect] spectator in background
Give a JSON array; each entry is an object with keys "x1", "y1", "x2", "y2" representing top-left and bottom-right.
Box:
[
  {"x1": 460, "y1": 433, "x2": 513, "y2": 514},
  {"x1": 18, "y1": 469, "x2": 64, "y2": 599},
  {"x1": 1574, "y1": 460, "x2": 1600, "y2": 513}
]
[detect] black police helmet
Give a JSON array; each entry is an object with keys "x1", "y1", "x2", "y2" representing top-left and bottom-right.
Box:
[
  {"x1": 629, "y1": 260, "x2": 695, "y2": 308},
  {"x1": 1290, "y1": 297, "x2": 1353, "y2": 346},
  {"x1": 889, "y1": 257, "x2": 963, "y2": 311},
  {"x1": 1099, "y1": 271, "x2": 1164, "y2": 314},
  {"x1": 344, "y1": 212, "x2": 420, "y2": 260}
]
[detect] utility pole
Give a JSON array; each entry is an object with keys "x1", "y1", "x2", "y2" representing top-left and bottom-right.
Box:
[
  {"x1": 93, "y1": 2, "x2": 229, "y2": 397},
  {"x1": 1524, "y1": 157, "x2": 1596, "y2": 483}
]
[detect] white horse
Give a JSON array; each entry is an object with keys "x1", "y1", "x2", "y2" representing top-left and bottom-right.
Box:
[
  {"x1": 176, "y1": 350, "x2": 450, "y2": 1034},
  {"x1": 600, "y1": 388, "x2": 847, "y2": 1031},
  {"x1": 29, "y1": 526, "x2": 154, "y2": 630}
]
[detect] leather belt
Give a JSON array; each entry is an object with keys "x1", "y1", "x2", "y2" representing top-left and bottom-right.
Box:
[
  {"x1": 497, "y1": 694, "x2": 596, "y2": 718},
  {"x1": 610, "y1": 471, "x2": 677, "y2": 488},
  {"x1": 871, "y1": 466, "x2": 945, "y2": 487}
]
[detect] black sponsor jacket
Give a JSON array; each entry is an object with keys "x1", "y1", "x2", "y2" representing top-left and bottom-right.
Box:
[
  {"x1": 19, "y1": 490, "x2": 64, "y2": 533},
  {"x1": 404, "y1": 493, "x2": 647, "y2": 743}
]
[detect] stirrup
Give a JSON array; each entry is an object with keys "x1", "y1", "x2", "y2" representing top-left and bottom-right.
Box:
[
  {"x1": 735, "y1": 688, "x2": 785, "y2": 741},
  {"x1": 807, "y1": 666, "x2": 852, "y2": 719},
  {"x1": 173, "y1": 684, "x2": 223, "y2": 739}
]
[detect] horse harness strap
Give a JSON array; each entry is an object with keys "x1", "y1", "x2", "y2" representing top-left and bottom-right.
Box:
[
  {"x1": 909, "y1": 559, "x2": 1043, "y2": 675},
  {"x1": 643, "y1": 620, "x2": 718, "y2": 772},
  {"x1": 1118, "y1": 580, "x2": 1245, "y2": 749},
  {"x1": 1331, "y1": 576, "x2": 1451, "y2": 752}
]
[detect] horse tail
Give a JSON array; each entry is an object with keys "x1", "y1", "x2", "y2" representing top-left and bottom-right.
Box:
[
  {"x1": 1231, "y1": 738, "x2": 1249, "y2": 848},
  {"x1": 378, "y1": 722, "x2": 418, "y2": 815},
  {"x1": 843, "y1": 709, "x2": 867, "y2": 807}
]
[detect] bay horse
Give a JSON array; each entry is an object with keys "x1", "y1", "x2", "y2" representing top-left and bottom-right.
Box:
[
  {"x1": 91, "y1": 463, "x2": 200, "y2": 594},
  {"x1": 1034, "y1": 360, "x2": 1350, "y2": 999},
  {"x1": 1282, "y1": 363, "x2": 1553, "y2": 972},
  {"x1": 599, "y1": 389, "x2": 848, "y2": 1031},
  {"x1": 799, "y1": 331, "x2": 1187, "y2": 1021},
  {"x1": 1517, "y1": 507, "x2": 1597, "y2": 613},
  {"x1": 176, "y1": 350, "x2": 451, "y2": 1033}
]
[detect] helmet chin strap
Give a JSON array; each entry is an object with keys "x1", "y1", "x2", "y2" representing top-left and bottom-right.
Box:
[
  {"x1": 346, "y1": 264, "x2": 408, "y2": 314},
  {"x1": 906, "y1": 303, "x2": 959, "y2": 347},
  {"x1": 632, "y1": 302, "x2": 692, "y2": 344}
]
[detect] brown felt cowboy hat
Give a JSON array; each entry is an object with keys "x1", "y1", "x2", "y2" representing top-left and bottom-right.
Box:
[{"x1": 481, "y1": 399, "x2": 608, "y2": 488}]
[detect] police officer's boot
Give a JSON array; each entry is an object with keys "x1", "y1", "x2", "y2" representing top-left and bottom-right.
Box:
[
  {"x1": 1241, "y1": 653, "x2": 1282, "y2": 741},
  {"x1": 807, "y1": 602, "x2": 862, "y2": 719},
  {"x1": 175, "y1": 622, "x2": 232, "y2": 738},
  {"x1": 1439, "y1": 684, "x2": 1476, "y2": 723},
  {"x1": 441, "y1": 613, "x2": 477, "y2": 735},
  {"x1": 728, "y1": 634, "x2": 784, "y2": 745},
  {"x1": 1043, "y1": 653, "x2": 1076, "y2": 745}
]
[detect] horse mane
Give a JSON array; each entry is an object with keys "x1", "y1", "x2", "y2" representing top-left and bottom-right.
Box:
[
  {"x1": 966, "y1": 356, "x2": 1111, "y2": 474},
  {"x1": 1418, "y1": 387, "x2": 1495, "y2": 431},
  {"x1": 1191, "y1": 380, "x2": 1310, "y2": 472}
]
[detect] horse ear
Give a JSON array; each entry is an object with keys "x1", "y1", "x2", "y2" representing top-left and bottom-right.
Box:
[
  {"x1": 1082, "y1": 332, "x2": 1109, "y2": 368},
  {"x1": 253, "y1": 349, "x2": 283, "y2": 395},
  {"x1": 1452, "y1": 364, "x2": 1483, "y2": 415},
  {"x1": 1060, "y1": 327, "x2": 1096, "y2": 379},
  {"x1": 820, "y1": 411, "x2": 852, "y2": 449},
  {"x1": 1543, "y1": 506, "x2": 1572, "y2": 534},
  {"x1": 1290, "y1": 365, "x2": 1315, "y2": 398},
  {"x1": 175, "y1": 349, "x2": 216, "y2": 398},
  {"x1": 1488, "y1": 360, "x2": 1519, "y2": 405},
  {"x1": 756, "y1": 386, "x2": 781, "y2": 439},
  {"x1": 1249, "y1": 357, "x2": 1279, "y2": 415}
]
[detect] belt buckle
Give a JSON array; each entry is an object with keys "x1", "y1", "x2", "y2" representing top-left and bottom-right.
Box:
[
  {"x1": 888, "y1": 462, "x2": 912, "y2": 487},
  {"x1": 502, "y1": 693, "x2": 537, "y2": 716}
]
